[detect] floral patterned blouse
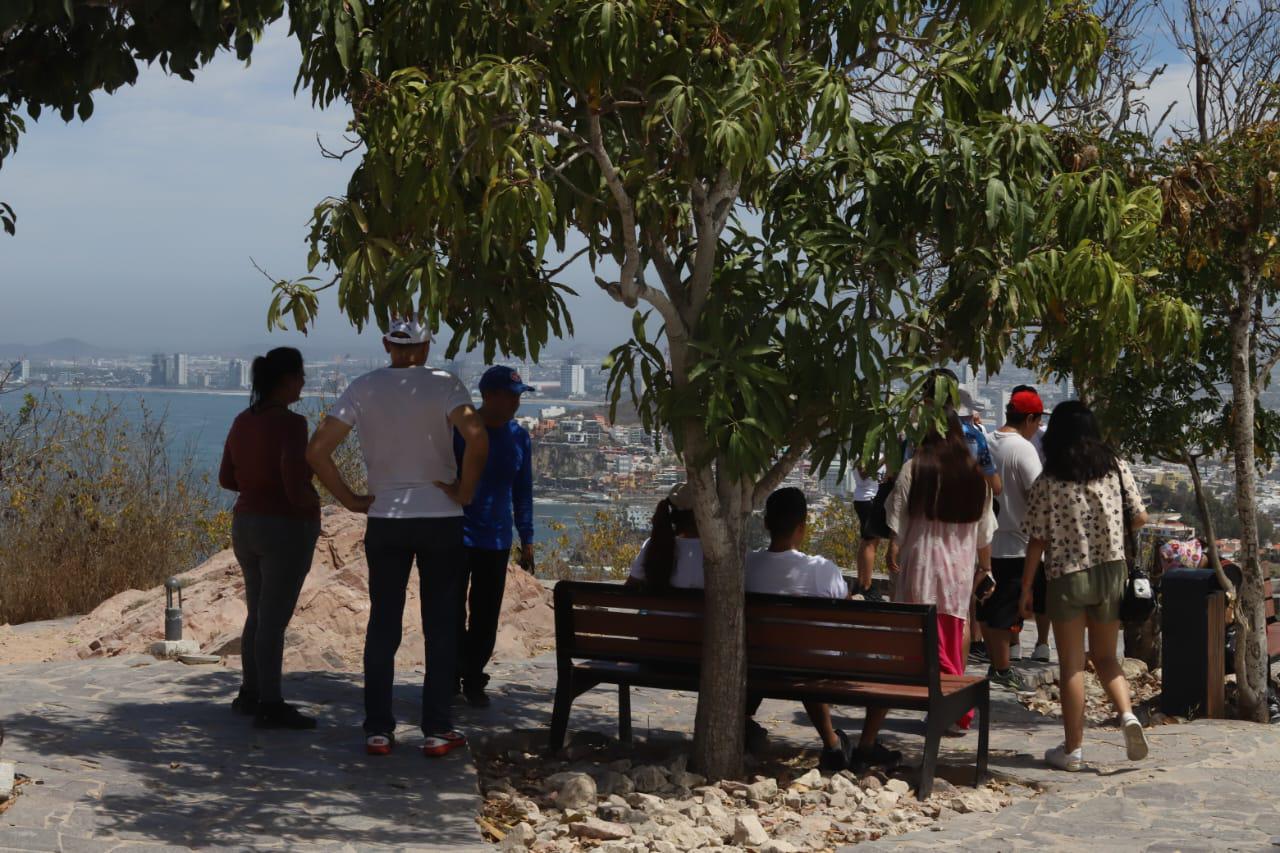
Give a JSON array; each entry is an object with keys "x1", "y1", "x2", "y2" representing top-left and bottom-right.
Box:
[{"x1": 1023, "y1": 459, "x2": 1145, "y2": 579}]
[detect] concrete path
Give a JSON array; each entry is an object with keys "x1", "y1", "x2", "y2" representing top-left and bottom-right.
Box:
[
  {"x1": 4, "y1": 651, "x2": 1280, "y2": 851},
  {"x1": 0, "y1": 656, "x2": 485, "y2": 851}
]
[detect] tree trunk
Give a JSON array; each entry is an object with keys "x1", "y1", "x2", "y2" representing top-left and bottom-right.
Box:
[
  {"x1": 1228, "y1": 271, "x2": 1268, "y2": 722},
  {"x1": 686, "y1": 446, "x2": 747, "y2": 780}
]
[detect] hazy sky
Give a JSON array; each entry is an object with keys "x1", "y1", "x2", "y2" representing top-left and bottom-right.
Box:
[{"x1": 0, "y1": 20, "x2": 1196, "y2": 358}]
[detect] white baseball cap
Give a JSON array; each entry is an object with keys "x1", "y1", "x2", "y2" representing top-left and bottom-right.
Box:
[{"x1": 383, "y1": 316, "x2": 433, "y2": 346}]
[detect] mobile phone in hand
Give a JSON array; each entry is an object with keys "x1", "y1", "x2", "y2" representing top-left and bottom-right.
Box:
[{"x1": 975, "y1": 573, "x2": 996, "y2": 602}]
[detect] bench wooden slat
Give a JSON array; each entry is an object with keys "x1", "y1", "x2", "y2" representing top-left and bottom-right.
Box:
[
  {"x1": 745, "y1": 645, "x2": 927, "y2": 677},
  {"x1": 573, "y1": 609, "x2": 703, "y2": 643},
  {"x1": 573, "y1": 634, "x2": 702, "y2": 663},
  {"x1": 746, "y1": 620, "x2": 926, "y2": 661},
  {"x1": 745, "y1": 601, "x2": 928, "y2": 631}
]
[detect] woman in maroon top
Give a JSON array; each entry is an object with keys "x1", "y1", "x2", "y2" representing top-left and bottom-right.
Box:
[{"x1": 219, "y1": 347, "x2": 321, "y2": 730}]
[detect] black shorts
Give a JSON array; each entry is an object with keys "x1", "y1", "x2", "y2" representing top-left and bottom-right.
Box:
[
  {"x1": 858, "y1": 482, "x2": 895, "y2": 541},
  {"x1": 977, "y1": 558, "x2": 1023, "y2": 629},
  {"x1": 977, "y1": 557, "x2": 1047, "y2": 628}
]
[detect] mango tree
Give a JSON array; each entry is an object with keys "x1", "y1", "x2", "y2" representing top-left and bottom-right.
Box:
[{"x1": 269, "y1": 0, "x2": 1174, "y2": 778}]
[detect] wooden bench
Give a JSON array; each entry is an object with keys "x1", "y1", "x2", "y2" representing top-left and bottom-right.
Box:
[
  {"x1": 1201, "y1": 574, "x2": 1278, "y2": 718},
  {"x1": 549, "y1": 581, "x2": 989, "y2": 799}
]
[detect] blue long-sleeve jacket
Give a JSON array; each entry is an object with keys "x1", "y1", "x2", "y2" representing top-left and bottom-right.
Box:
[{"x1": 453, "y1": 420, "x2": 534, "y2": 550}]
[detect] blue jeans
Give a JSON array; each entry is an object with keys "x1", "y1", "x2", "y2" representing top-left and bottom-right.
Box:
[{"x1": 362, "y1": 516, "x2": 464, "y2": 736}]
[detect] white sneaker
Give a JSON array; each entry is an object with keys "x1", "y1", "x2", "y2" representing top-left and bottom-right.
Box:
[
  {"x1": 1009, "y1": 640, "x2": 1023, "y2": 661},
  {"x1": 1044, "y1": 744, "x2": 1083, "y2": 771},
  {"x1": 1122, "y1": 713, "x2": 1149, "y2": 761},
  {"x1": 1033, "y1": 643, "x2": 1051, "y2": 663}
]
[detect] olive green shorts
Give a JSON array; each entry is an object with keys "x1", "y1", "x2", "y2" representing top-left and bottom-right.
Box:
[{"x1": 1046, "y1": 560, "x2": 1126, "y2": 624}]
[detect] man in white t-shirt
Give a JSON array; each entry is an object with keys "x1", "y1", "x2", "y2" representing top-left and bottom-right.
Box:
[
  {"x1": 978, "y1": 387, "x2": 1048, "y2": 687},
  {"x1": 744, "y1": 488, "x2": 901, "y2": 773},
  {"x1": 307, "y1": 317, "x2": 489, "y2": 758}
]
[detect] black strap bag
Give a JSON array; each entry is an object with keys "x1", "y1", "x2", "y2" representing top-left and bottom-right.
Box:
[{"x1": 1118, "y1": 467, "x2": 1156, "y2": 623}]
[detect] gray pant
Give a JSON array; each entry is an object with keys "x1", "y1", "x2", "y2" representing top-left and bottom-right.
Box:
[{"x1": 232, "y1": 514, "x2": 321, "y2": 703}]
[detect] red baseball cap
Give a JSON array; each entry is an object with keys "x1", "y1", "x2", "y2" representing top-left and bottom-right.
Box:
[{"x1": 1009, "y1": 389, "x2": 1045, "y2": 416}]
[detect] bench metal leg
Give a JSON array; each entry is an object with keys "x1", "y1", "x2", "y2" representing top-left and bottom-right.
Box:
[
  {"x1": 548, "y1": 675, "x2": 573, "y2": 752},
  {"x1": 976, "y1": 682, "x2": 990, "y2": 786},
  {"x1": 919, "y1": 712, "x2": 944, "y2": 800},
  {"x1": 618, "y1": 684, "x2": 633, "y2": 744}
]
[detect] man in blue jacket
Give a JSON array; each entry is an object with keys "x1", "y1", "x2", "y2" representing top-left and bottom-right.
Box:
[{"x1": 453, "y1": 365, "x2": 535, "y2": 708}]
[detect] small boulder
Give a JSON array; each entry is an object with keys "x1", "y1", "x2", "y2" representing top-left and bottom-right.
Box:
[
  {"x1": 500, "y1": 822, "x2": 536, "y2": 851},
  {"x1": 733, "y1": 813, "x2": 770, "y2": 847},
  {"x1": 570, "y1": 817, "x2": 634, "y2": 841},
  {"x1": 671, "y1": 770, "x2": 707, "y2": 789},
  {"x1": 884, "y1": 778, "x2": 911, "y2": 797},
  {"x1": 554, "y1": 773, "x2": 597, "y2": 810},
  {"x1": 876, "y1": 789, "x2": 901, "y2": 810},
  {"x1": 746, "y1": 777, "x2": 778, "y2": 801},
  {"x1": 761, "y1": 842, "x2": 800, "y2": 853},
  {"x1": 600, "y1": 771, "x2": 634, "y2": 797},
  {"x1": 791, "y1": 768, "x2": 823, "y2": 790}
]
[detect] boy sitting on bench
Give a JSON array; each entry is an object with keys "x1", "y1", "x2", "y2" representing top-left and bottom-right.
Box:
[{"x1": 744, "y1": 487, "x2": 901, "y2": 772}]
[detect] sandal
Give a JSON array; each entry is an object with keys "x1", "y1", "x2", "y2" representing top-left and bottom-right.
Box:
[
  {"x1": 366, "y1": 733, "x2": 395, "y2": 756},
  {"x1": 423, "y1": 731, "x2": 467, "y2": 757}
]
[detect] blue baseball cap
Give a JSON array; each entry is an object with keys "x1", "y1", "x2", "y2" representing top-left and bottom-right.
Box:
[{"x1": 479, "y1": 365, "x2": 535, "y2": 394}]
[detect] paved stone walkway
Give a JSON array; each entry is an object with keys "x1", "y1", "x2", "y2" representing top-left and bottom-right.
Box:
[{"x1": 4, "y1": 652, "x2": 1280, "y2": 851}]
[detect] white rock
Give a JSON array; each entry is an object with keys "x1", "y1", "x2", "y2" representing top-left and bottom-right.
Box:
[
  {"x1": 570, "y1": 817, "x2": 634, "y2": 841},
  {"x1": 885, "y1": 778, "x2": 911, "y2": 796},
  {"x1": 760, "y1": 842, "x2": 800, "y2": 853},
  {"x1": 629, "y1": 765, "x2": 668, "y2": 793},
  {"x1": 554, "y1": 773, "x2": 597, "y2": 810},
  {"x1": 829, "y1": 773, "x2": 858, "y2": 796},
  {"x1": 500, "y1": 822, "x2": 536, "y2": 851},
  {"x1": 791, "y1": 768, "x2": 823, "y2": 790},
  {"x1": 650, "y1": 842, "x2": 679, "y2": 853},
  {"x1": 746, "y1": 778, "x2": 778, "y2": 801},
  {"x1": 625, "y1": 792, "x2": 664, "y2": 810},
  {"x1": 876, "y1": 789, "x2": 901, "y2": 810},
  {"x1": 733, "y1": 813, "x2": 770, "y2": 847},
  {"x1": 828, "y1": 793, "x2": 848, "y2": 808}
]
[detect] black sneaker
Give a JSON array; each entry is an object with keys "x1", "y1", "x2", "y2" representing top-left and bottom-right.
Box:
[
  {"x1": 231, "y1": 691, "x2": 258, "y2": 716},
  {"x1": 968, "y1": 642, "x2": 990, "y2": 665},
  {"x1": 987, "y1": 665, "x2": 1024, "y2": 692},
  {"x1": 463, "y1": 685, "x2": 491, "y2": 708},
  {"x1": 253, "y1": 701, "x2": 317, "y2": 730},
  {"x1": 818, "y1": 729, "x2": 854, "y2": 772},
  {"x1": 745, "y1": 719, "x2": 769, "y2": 754},
  {"x1": 852, "y1": 739, "x2": 902, "y2": 772}
]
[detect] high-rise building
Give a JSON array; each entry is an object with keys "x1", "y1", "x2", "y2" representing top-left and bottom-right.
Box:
[
  {"x1": 560, "y1": 361, "x2": 586, "y2": 397},
  {"x1": 172, "y1": 353, "x2": 189, "y2": 387},
  {"x1": 227, "y1": 359, "x2": 251, "y2": 389},
  {"x1": 151, "y1": 354, "x2": 169, "y2": 387},
  {"x1": 8, "y1": 359, "x2": 29, "y2": 383}
]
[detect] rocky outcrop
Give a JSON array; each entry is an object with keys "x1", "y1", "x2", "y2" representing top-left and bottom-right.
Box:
[{"x1": 55, "y1": 507, "x2": 555, "y2": 671}]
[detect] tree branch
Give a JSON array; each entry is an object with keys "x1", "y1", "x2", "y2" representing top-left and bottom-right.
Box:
[
  {"x1": 752, "y1": 440, "x2": 811, "y2": 508},
  {"x1": 543, "y1": 245, "x2": 591, "y2": 279},
  {"x1": 687, "y1": 168, "x2": 740, "y2": 324},
  {"x1": 586, "y1": 111, "x2": 643, "y2": 308}
]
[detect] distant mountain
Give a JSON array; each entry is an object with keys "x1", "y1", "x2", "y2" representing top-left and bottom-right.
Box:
[{"x1": 0, "y1": 338, "x2": 127, "y2": 360}]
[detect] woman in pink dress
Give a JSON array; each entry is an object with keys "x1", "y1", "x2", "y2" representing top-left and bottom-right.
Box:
[{"x1": 886, "y1": 411, "x2": 996, "y2": 734}]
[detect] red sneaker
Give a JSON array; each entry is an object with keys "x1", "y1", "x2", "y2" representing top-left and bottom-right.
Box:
[
  {"x1": 423, "y1": 731, "x2": 467, "y2": 757},
  {"x1": 366, "y1": 733, "x2": 394, "y2": 756}
]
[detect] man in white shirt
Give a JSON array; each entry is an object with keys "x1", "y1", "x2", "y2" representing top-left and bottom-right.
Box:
[
  {"x1": 308, "y1": 317, "x2": 489, "y2": 758},
  {"x1": 978, "y1": 387, "x2": 1049, "y2": 687},
  {"x1": 744, "y1": 488, "x2": 901, "y2": 773}
]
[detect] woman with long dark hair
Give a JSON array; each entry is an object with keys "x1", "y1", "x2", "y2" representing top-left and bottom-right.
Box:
[
  {"x1": 1019, "y1": 400, "x2": 1149, "y2": 770},
  {"x1": 626, "y1": 483, "x2": 702, "y2": 591},
  {"x1": 885, "y1": 411, "x2": 996, "y2": 735},
  {"x1": 218, "y1": 347, "x2": 321, "y2": 730}
]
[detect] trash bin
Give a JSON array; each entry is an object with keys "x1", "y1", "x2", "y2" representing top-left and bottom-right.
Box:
[{"x1": 1161, "y1": 568, "x2": 1222, "y2": 717}]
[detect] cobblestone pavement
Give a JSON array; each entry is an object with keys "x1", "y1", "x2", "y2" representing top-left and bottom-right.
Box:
[{"x1": 4, "y1": 653, "x2": 1280, "y2": 851}]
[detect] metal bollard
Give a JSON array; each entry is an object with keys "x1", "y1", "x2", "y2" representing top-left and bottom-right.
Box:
[{"x1": 164, "y1": 577, "x2": 184, "y2": 642}]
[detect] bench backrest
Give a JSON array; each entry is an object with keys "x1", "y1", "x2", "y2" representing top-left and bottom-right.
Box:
[{"x1": 554, "y1": 581, "x2": 941, "y2": 694}]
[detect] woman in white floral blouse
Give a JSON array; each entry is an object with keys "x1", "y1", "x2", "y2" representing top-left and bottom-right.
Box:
[{"x1": 1019, "y1": 401, "x2": 1150, "y2": 771}]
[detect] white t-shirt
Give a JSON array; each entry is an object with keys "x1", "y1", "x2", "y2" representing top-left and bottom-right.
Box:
[
  {"x1": 744, "y1": 549, "x2": 849, "y2": 599},
  {"x1": 330, "y1": 366, "x2": 473, "y2": 518},
  {"x1": 989, "y1": 429, "x2": 1043, "y2": 558},
  {"x1": 628, "y1": 537, "x2": 705, "y2": 589},
  {"x1": 852, "y1": 467, "x2": 882, "y2": 502}
]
